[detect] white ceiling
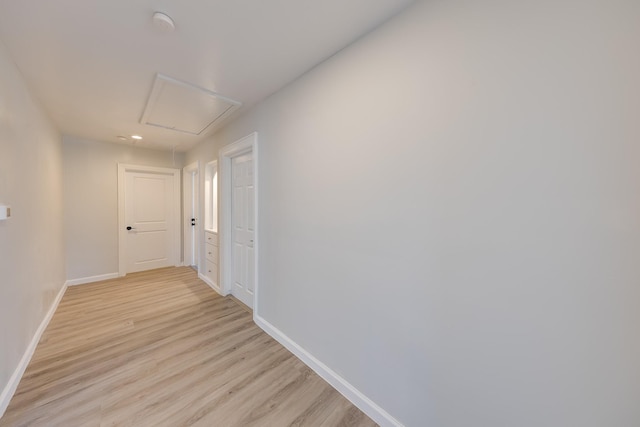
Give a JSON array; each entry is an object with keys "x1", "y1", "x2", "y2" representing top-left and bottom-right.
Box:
[{"x1": 0, "y1": 0, "x2": 413, "y2": 151}]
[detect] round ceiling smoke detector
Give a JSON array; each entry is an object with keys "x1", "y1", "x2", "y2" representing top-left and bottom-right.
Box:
[{"x1": 152, "y1": 12, "x2": 175, "y2": 32}]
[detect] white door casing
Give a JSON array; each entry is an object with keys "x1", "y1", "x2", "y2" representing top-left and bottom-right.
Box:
[
  {"x1": 118, "y1": 164, "x2": 181, "y2": 276},
  {"x1": 220, "y1": 132, "x2": 258, "y2": 311},
  {"x1": 183, "y1": 162, "x2": 200, "y2": 268}
]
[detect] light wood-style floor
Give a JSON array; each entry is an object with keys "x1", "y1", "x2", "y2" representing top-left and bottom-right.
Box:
[{"x1": 0, "y1": 267, "x2": 376, "y2": 427}]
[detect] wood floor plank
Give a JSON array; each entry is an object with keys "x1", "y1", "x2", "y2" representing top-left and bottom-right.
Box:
[{"x1": 0, "y1": 267, "x2": 377, "y2": 426}]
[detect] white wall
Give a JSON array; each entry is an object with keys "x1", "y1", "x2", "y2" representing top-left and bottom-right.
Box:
[
  {"x1": 186, "y1": 1, "x2": 640, "y2": 425},
  {"x1": 63, "y1": 136, "x2": 184, "y2": 281},
  {"x1": 0, "y1": 41, "x2": 65, "y2": 401}
]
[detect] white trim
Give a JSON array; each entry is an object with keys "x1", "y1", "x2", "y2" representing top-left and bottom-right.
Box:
[
  {"x1": 0, "y1": 282, "x2": 67, "y2": 418},
  {"x1": 183, "y1": 161, "x2": 200, "y2": 268},
  {"x1": 198, "y1": 272, "x2": 224, "y2": 296},
  {"x1": 254, "y1": 315, "x2": 404, "y2": 427},
  {"x1": 118, "y1": 163, "x2": 181, "y2": 276},
  {"x1": 219, "y1": 132, "x2": 258, "y2": 309},
  {"x1": 65, "y1": 273, "x2": 119, "y2": 286}
]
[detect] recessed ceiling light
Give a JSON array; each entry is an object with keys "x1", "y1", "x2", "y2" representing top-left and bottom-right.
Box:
[
  {"x1": 131, "y1": 135, "x2": 143, "y2": 140},
  {"x1": 152, "y1": 12, "x2": 175, "y2": 33}
]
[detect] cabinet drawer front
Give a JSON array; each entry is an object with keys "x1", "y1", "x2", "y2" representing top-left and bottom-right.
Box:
[
  {"x1": 205, "y1": 243, "x2": 218, "y2": 263},
  {"x1": 205, "y1": 232, "x2": 218, "y2": 246},
  {"x1": 205, "y1": 260, "x2": 218, "y2": 285}
]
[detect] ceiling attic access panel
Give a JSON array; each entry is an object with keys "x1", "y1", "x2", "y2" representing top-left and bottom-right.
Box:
[{"x1": 141, "y1": 74, "x2": 241, "y2": 135}]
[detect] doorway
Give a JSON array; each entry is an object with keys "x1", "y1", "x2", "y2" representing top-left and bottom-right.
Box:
[
  {"x1": 118, "y1": 164, "x2": 181, "y2": 276},
  {"x1": 220, "y1": 132, "x2": 258, "y2": 310},
  {"x1": 183, "y1": 162, "x2": 200, "y2": 269}
]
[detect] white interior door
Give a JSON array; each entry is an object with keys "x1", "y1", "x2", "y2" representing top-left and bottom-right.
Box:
[
  {"x1": 183, "y1": 163, "x2": 199, "y2": 268},
  {"x1": 231, "y1": 153, "x2": 255, "y2": 307},
  {"x1": 219, "y1": 133, "x2": 258, "y2": 310},
  {"x1": 120, "y1": 166, "x2": 179, "y2": 274}
]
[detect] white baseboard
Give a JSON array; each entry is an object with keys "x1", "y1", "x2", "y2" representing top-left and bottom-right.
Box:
[
  {"x1": 253, "y1": 315, "x2": 403, "y2": 427},
  {"x1": 65, "y1": 272, "x2": 119, "y2": 286},
  {"x1": 198, "y1": 273, "x2": 224, "y2": 296},
  {"x1": 0, "y1": 282, "x2": 67, "y2": 418}
]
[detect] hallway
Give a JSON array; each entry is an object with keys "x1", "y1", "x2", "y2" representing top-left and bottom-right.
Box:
[{"x1": 0, "y1": 267, "x2": 375, "y2": 426}]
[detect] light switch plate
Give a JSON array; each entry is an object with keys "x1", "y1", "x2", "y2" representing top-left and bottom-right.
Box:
[{"x1": 0, "y1": 205, "x2": 10, "y2": 220}]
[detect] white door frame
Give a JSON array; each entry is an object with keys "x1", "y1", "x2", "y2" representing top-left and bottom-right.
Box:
[
  {"x1": 183, "y1": 161, "x2": 200, "y2": 267},
  {"x1": 219, "y1": 132, "x2": 258, "y2": 311},
  {"x1": 118, "y1": 163, "x2": 181, "y2": 277}
]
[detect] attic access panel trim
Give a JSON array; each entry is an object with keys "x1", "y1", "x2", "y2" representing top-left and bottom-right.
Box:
[{"x1": 140, "y1": 74, "x2": 242, "y2": 136}]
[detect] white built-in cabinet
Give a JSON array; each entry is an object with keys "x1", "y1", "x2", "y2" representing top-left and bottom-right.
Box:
[
  {"x1": 200, "y1": 160, "x2": 219, "y2": 291},
  {"x1": 204, "y1": 231, "x2": 218, "y2": 287}
]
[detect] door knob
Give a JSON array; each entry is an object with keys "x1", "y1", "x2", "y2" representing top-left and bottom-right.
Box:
[{"x1": 126, "y1": 226, "x2": 135, "y2": 230}]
